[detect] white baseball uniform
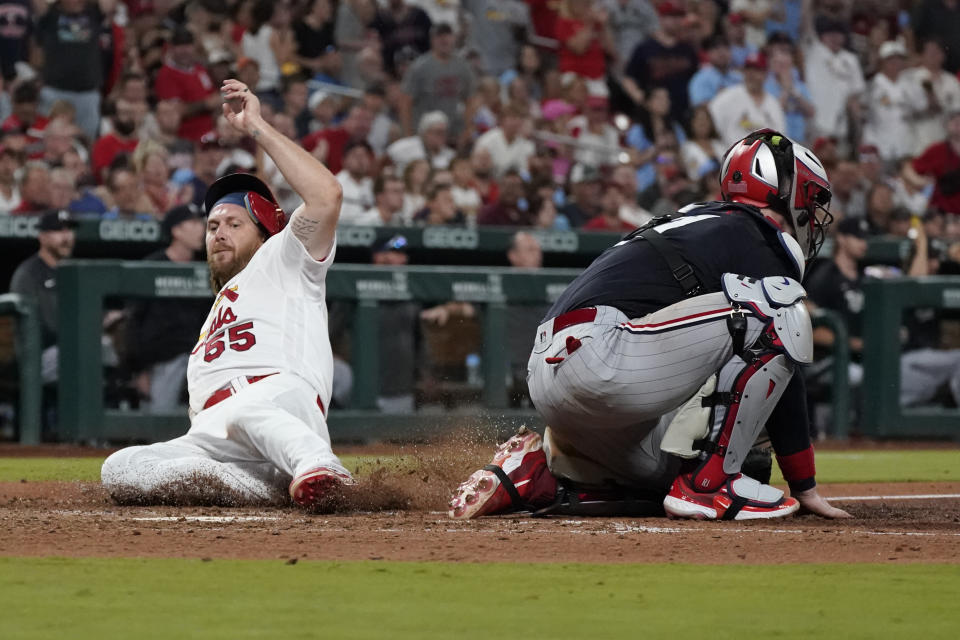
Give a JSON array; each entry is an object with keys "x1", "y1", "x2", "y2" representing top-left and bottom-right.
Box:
[{"x1": 101, "y1": 223, "x2": 350, "y2": 504}]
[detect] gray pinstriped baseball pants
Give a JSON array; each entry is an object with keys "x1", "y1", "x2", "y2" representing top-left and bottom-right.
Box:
[{"x1": 527, "y1": 295, "x2": 765, "y2": 490}]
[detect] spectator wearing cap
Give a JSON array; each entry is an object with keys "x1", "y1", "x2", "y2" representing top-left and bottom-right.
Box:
[
  {"x1": 9, "y1": 209, "x2": 79, "y2": 384},
  {"x1": 34, "y1": 0, "x2": 104, "y2": 140},
  {"x1": 400, "y1": 23, "x2": 475, "y2": 138},
  {"x1": 294, "y1": 0, "x2": 336, "y2": 75},
  {"x1": 236, "y1": 56, "x2": 262, "y2": 94},
  {"x1": 476, "y1": 171, "x2": 532, "y2": 226},
  {"x1": 708, "y1": 52, "x2": 786, "y2": 146},
  {"x1": 568, "y1": 95, "x2": 622, "y2": 168},
  {"x1": 554, "y1": 0, "x2": 616, "y2": 98},
  {"x1": 764, "y1": 46, "x2": 815, "y2": 144},
  {"x1": 473, "y1": 103, "x2": 535, "y2": 178},
  {"x1": 310, "y1": 44, "x2": 345, "y2": 88},
  {"x1": 336, "y1": 140, "x2": 376, "y2": 224},
  {"x1": 688, "y1": 34, "x2": 743, "y2": 108},
  {"x1": 903, "y1": 38, "x2": 960, "y2": 155},
  {"x1": 302, "y1": 104, "x2": 374, "y2": 175},
  {"x1": 623, "y1": 1, "x2": 699, "y2": 122},
  {"x1": 723, "y1": 12, "x2": 758, "y2": 69},
  {"x1": 91, "y1": 100, "x2": 140, "y2": 184},
  {"x1": 354, "y1": 173, "x2": 405, "y2": 226},
  {"x1": 370, "y1": 0, "x2": 432, "y2": 78},
  {"x1": 863, "y1": 40, "x2": 927, "y2": 163},
  {"x1": 124, "y1": 204, "x2": 209, "y2": 413},
  {"x1": 560, "y1": 163, "x2": 602, "y2": 227},
  {"x1": 803, "y1": 16, "x2": 865, "y2": 143},
  {"x1": 154, "y1": 28, "x2": 218, "y2": 143},
  {"x1": 10, "y1": 161, "x2": 51, "y2": 214},
  {"x1": 905, "y1": 110, "x2": 960, "y2": 215},
  {"x1": 386, "y1": 110, "x2": 456, "y2": 173},
  {"x1": 464, "y1": 0, "x2": 533, "y2": 78}
]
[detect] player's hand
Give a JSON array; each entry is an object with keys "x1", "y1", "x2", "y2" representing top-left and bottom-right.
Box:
[
  {"x1": 220, "y1": 79, "x2": 264, "y2": 137},
  {"x1": 420, "y1": 305, "x2": 451, "y2": 326},
  {"x1": 793, "y1": 487, "x2": 853, "y2": 519}
]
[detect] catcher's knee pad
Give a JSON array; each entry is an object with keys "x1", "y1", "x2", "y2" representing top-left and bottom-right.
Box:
[{"x1": 689, "y1": 351, "x2": 795, "y2": 492}]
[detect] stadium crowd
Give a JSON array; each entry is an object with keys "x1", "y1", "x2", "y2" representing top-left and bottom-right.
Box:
[{"x1": 4, "y1": 0, "x2": 960, "y2": 432}]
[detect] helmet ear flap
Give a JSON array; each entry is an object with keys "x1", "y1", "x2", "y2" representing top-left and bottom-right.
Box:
[{"x1": 244, "y1": 191, "x2": 288, "y2": 237}]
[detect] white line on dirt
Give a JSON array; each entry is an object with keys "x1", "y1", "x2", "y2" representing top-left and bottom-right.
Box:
[
  {"x1": 827, "y1": 493, "x2": 960, "y2": 501},
  {"x1": 129, "y1": 515, "x2": 283, "y2": 523}
]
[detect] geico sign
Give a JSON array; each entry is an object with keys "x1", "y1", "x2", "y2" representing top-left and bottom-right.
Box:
[
  {"x1": 531, "y1": 231, "x2": 578, "y2": 253},
  {"x1": 99, "y1": 220, "x2": 161, "y2": 241},
  {"x1": 423, "y1": 227, "x2": 478, "y2": 249},
  {"x1": 338, "y1": 226, "x2": 378, "y2": 247},
  {"x1": 0, "y1": 216, "x2": 40, "y2": 238}
]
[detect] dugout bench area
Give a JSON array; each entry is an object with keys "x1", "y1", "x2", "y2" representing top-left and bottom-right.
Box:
[{"x1": 0, "y1": 219, "x2": 955, "y2": 444}]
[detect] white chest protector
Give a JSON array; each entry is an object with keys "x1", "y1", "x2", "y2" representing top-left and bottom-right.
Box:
[{"x1": 720, "y1": 273, "x2": 813, "y2": 364}]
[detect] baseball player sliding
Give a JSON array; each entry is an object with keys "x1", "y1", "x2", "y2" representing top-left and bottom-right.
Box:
[
  {"x1": 102, "y1": 79, "x2": 352, "y2": 508},
  {"x1": 450, "y1": 129, "x2": 853, "y2": 521}
]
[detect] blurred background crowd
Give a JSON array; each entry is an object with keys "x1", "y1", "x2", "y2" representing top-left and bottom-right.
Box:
[{"x1": 4, "y1": 0, "x2": 960, "y2": 436}]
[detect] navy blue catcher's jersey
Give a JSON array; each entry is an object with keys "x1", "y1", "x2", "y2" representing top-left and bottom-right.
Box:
[{"x1": 546, "y1": 202, "x2": 803, "y2": 321}]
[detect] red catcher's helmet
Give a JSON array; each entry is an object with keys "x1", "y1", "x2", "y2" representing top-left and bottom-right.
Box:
[
  {"x1": 204, "y1": 173, "x2": 287, "y2": 237},
  {"x1": 719, "y1": 129, "x2": 833, "y2": 259}
]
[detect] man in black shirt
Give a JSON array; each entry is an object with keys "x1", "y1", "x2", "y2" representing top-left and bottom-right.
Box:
[
  {"x1": 125, "y1": 204, "x2": 209, "y2": 413},
  {"x1": 35, "y1": 0, "x2": 105, "y2": 140},
  {"x1": 450, "y1": 129, "x2": 851, "y2": 521},
  {"x1": 9, "y1": 209, "x2": 78, "y2": 383}
]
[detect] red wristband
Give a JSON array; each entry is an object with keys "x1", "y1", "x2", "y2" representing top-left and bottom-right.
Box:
[{"x1": 776, "y1": 446, "x2": 816, "y2": 484}]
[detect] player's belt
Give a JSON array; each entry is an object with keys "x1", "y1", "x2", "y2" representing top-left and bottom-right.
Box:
[
  {"x1": 552, "y1": 307, "x2": 598, "y2": 333},
  {"x1": 202, "y1": 373, "x2": 325, "y2": 414}
]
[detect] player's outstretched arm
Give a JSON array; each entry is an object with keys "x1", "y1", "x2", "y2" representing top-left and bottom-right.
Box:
[{"x1": 220, "y1": 79, "x2": 342, "y2": 261}]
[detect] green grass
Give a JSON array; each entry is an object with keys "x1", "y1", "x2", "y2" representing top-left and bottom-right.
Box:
[
  {"x1": 2, "y1": 450, "x2": 958, "y2": 484},
  {"x1": 1, "y1": 558, "x2": 957, "y2": 640},
  {"x1": 769, "y1": 449, "x2": 960, "y2": 484}
]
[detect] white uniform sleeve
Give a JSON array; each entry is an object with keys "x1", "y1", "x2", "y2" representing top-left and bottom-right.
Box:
[{"x1": 252, "y1": 224, "x2": 336, "y2": 299}]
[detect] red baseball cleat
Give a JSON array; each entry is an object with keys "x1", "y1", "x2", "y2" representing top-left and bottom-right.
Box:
[
  {"x1": 289, "y1": 467, "x2": 353, "y2": 509},
  {"x1": 663, "y1": 472, "x2": 799, "y2": 521},
  {"x1": 448, "y1": 427, "x2": 558, "y2": 519}
]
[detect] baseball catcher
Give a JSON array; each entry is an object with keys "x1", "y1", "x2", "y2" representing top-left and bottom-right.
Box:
[
  {"x1": 450, "y1": 129, "x2": 852, "y2": 521},
  {"x1": 102, "y1": 80, "x2": 351, "y2": 508}
]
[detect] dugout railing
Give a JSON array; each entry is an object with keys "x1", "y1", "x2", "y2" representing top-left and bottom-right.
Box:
[
  {"x1": 0, "y1": 294, "x2": 41, "y2": 444},
  {"x1": 861, "y1": 277, "x2": 960, "y2": 438},
  {"x1": 44, "y1": 261, "x2": 859, "y2": 445}
]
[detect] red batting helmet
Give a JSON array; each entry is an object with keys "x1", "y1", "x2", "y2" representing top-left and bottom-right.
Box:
[
  {"x1": 204, "y1": 173, "x2": 288, "y2": 237},
  {"x1": 719, "y1": 129, "x2": 833, "y2": 259}
]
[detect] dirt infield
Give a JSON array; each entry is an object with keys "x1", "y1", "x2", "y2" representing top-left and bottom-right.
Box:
[{"x1": 2, "y1": 474, "x2": 959, "y2": 564}]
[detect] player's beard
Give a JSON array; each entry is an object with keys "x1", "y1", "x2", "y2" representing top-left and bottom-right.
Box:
[{"x1": 207, "y1": 242, "x2": 261, "y2": 293}]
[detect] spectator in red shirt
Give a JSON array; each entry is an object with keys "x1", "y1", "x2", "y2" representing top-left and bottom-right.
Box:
[
  {"x1": 582, "y1": 182, "x2": 634, "y2": 232},
  {"x1": 153, "y1": 28, "x2": 219, "y2": 142},
  {"x1": 907, "y1": 110, "x2": 960, "y2": 215},
  {"x1": 91, "y1": 100, "x2": 140, "y2": 184},
  {"x1": 301, "y1": 104, "x2": 373, "y2": 174},
  {"x1": 554, "y1": 0, "x2": 615, "y2": 96}
]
